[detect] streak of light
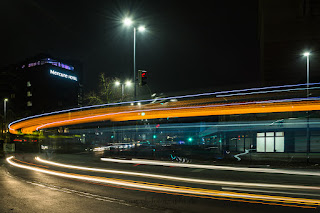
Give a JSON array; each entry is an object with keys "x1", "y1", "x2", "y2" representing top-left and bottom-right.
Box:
[
  {"x1": 216, "y1": 86, "x2": 320, "y2": 98},
  {"x1": 77, "y1": 120, "x2": 319, "y2": 133},
  {"x1": 9, "y1": 97, "x2": 320, "y2": 134},
  {"x1": 100, "y1": 158, "x2": 320, "y2": 177},
  {"x1": 222, "y1": 187, "x2": 320, "y2": 197},
  {"x1": 36, "y1": 157, "x2": 320, "y2": 191},
  {"x1": 6, "y1": 156, "x2": 320, "y2": 208},
  {"x1": 8, "y1": 80, "x2": 320, "y2": 134},
  {"x1": 9, "y1": 82, "x2": 318, "y2": 131}
]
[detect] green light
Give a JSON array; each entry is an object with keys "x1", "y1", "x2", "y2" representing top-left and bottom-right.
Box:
[
  {"x1": 111, "y1": 135, "x2": 114, "y2": 138},
  {"x1": 141, "y1": 112, "x2": 145, "y2": 116},
  {"x1": 188, "y1": 137, "x2": 193, "y2": 142},
  {"x1": 153, "y1": 135, "x2": 157, "y2": 139}
]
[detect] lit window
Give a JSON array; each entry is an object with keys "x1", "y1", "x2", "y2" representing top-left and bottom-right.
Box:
[
  {"x1": 27, "y1": 81, "x2": 31, "y2": 87},
  {"x1": 27, "y1": 101, "x2": 32, "y2": 107},
  {"x1": 257, "y1": 132, "x2": 284, "y2": 153},
  {"x1": 27, "y1": 91, "x2": 32, "y2": 97}
]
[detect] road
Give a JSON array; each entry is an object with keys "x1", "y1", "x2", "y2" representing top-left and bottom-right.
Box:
[{"x1": 1, "y1": 153, "x2": 319, "y2": 212}]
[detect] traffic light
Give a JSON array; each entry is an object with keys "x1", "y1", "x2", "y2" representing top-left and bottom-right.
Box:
[{"x1": 138, "y1": 70, "x2": 147, "y2": 86}]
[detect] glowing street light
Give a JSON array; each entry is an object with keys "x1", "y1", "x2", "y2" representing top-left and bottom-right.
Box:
[
  {"x1": 115, "y1": 80, "x2": 132, "y2": 100},
  {"x1": 303, "y1": 52, "x2": 310, "y2": 57},
  {"x1": 125, "y1": 80, "x2": 132, "y2": 86},
  {"x1": 122, "y1": 17, "x2": 147, "y2": 102},
  {"x1": 123, "y1": 18, "x2": 133, "y2": 26},
  {"x1": 138, "y1": 26, "x2": 146, "y2": 32}
]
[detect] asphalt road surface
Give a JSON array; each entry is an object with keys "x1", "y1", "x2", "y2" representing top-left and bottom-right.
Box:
[{"x1": 1, "y1": 153, "x2": 320, "y2": 213}]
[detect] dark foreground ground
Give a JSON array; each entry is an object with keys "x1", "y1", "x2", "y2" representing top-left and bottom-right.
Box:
[{"x1": 1, "y1": 153, "x2": 320, "y2": 212}]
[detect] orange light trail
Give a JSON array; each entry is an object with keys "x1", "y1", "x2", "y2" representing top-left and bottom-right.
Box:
[{"x1": 9, "y1": 98, "x2": 320, "y2": 134}]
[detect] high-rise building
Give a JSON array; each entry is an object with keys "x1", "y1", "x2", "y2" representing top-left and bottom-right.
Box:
[{"x1": 3, "y1": 54, "x2": 83, "y2": 118}]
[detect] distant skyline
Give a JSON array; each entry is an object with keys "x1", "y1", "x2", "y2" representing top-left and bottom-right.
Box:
[{"x1": 2, "y1": 0, "x2": 260, "y2": 96}]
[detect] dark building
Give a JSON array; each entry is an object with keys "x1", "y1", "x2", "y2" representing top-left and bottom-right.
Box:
[
  {"x1": 2, "y1": 54, "x2": 83, "y2": 118},
  {"x1": 259, "y1": 0, "x2": 320, "y2": 86}
]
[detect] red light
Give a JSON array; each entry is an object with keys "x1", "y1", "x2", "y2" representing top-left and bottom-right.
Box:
[{"x1": 141, "y1": 73, "x2": 146, "y2": 77}]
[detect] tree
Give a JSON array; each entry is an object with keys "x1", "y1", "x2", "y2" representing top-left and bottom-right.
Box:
[{"x1": 84, "y1": 73, "x2": 131, "y2": 105}]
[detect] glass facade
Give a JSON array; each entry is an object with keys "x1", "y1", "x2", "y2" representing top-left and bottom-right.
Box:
[{"x1": 257, "y1": 132, "x2": 284, "y2": 153}]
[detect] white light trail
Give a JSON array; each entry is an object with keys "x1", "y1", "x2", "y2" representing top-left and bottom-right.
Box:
[
  {"x1": 35, "y1": 157, "x2": 320, "y2": 190},
  {"x1": 100, "y1": 158, "x2": 320, "y2": 177},
  {"x1": 7, "y1": 156, "x2": 320, "y2": 208}
]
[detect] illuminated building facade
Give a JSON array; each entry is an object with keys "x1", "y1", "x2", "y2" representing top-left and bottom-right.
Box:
[{"x1": 13, "y1": 54, "x2": 83, "y2": 116}]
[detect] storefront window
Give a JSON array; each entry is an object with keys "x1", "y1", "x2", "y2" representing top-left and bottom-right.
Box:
[{"x1": 257, "y1": 132, "x2": 284, "y2": 153}]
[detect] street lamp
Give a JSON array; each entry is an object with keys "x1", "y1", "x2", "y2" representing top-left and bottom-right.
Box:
[
  {"x1": 303, "y1": 51, "x2": 311, "y2": 162},
  {"x1": 115, "y1": 80, "x2": 132, "y2": 100},
  {"x1": 4, "y1": 98, "x2": 8, "y2": 124},
  {"x1": 3, "y1": 98, "x2": 8, "y2": 139},
  {"x1": 122, "y1": 17, "x2": 146, "y2": 101},
  {"x1": 303, "y1": 52, "x2": 310, "y2": 97}
]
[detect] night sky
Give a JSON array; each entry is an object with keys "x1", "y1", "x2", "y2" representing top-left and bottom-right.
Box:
[{"x1": 1, "y1": 0, "x2": 260, "y2": 96}]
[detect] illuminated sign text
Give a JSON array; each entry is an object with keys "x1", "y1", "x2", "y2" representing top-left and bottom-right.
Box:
[{"x1": 50, "y1": 69, "x2": 78, "y2": 81}]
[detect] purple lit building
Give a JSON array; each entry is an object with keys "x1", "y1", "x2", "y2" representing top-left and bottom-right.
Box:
[{"x1": 12, "y1": 54, "x2": 83, "y2": 117}]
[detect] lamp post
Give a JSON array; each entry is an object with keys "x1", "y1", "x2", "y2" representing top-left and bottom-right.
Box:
[
  {"x1": 115, "y1": 80, "x2": 132, "y2": 100},
  {"x1": 3, "y1": 98, "x2": 8, "y2": 140},
  {"x1": 303, "y1": 52, "x2": 310, "y2": 98},
  {"x1": 303, "y1": 52, "x2": 310, "y2": 162},
  {"x1": 123, "y1": 18, "x2": 146, "y2": 101}
]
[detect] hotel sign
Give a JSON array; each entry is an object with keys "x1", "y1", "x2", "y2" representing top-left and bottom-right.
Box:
[{"x1": 50, "y1": 69, "x2": 78, "y2": 81}]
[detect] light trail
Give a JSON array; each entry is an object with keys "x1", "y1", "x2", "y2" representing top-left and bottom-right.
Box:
[
  {"x1": 8, "y1": 80, "x2": 320, "y2": 134},
  {"x1": 222, "y1": 187, "x2": 320, "y2": 197},
  {"x1": 9, "y1": 97, "x2": 320, "y2": 134},
  {"x1": 100, "y1": 158, "x2": 320, "y2": 177},
  {"x1": 35, "y1": 157, "x2": 320, "y2": 190},
  {"x1": 76, "y1": 119, "x2": 318, "y2": 133},
  {"x1": 6, "y1": 156, "x2": 320, "y2": 208},
  {"x1": 216, "y1": 86, "x2": 320, "y2": 98},
  {"x1": 9, "y1": 82, "x2": 319, "y2": 132}
]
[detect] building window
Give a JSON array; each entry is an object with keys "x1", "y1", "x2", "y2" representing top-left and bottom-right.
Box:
[
  {"x1": 27, "y1": 91, "x2": 32, "y2": 97},
  {"x1": 257, "y1": 132, "x2": 284, "y2": 153},
  {"x1": 27, "y1": 101, "x2": 32, "y2": 107},
  {"x1": 27, "y1": 81, "x2": 31, "y2": 87},
  {"x1": 228, "y1": 134, "x2": 253, "y2": 152}
]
